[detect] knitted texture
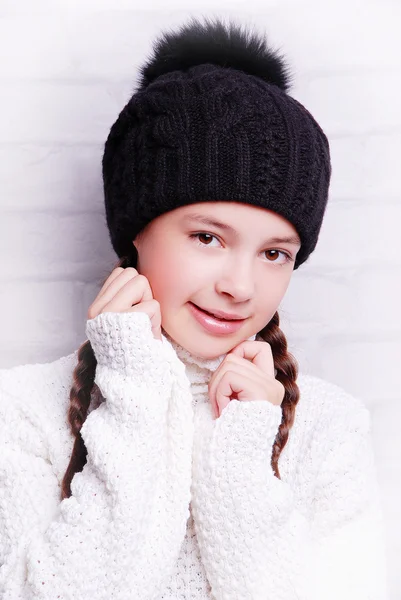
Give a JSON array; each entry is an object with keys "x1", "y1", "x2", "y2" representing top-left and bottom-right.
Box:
[
  {"x1": 102, "y1": 19, "x2": 332, "y2": 270},
  {"x1": 0, "y1": 312, "x2": 388, "y2": 599}
]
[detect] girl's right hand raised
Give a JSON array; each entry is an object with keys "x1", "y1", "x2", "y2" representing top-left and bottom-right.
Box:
[{"x1": 87, "y1": 267, "x2": 162, "y2": 341}]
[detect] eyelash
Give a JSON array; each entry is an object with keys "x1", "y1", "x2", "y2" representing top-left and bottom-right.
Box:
[{"x1": 189, "y1": 233, "x2": 294, "y2": 266}]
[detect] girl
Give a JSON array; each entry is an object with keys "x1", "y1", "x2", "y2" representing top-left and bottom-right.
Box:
[{"x1": 0, "y1": 16, "x2": 388, "y2": 600}]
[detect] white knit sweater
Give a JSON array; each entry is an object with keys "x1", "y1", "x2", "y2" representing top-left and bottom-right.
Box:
[{"x1": 0, "y1": 311, "x2": 388, "y2": 599}]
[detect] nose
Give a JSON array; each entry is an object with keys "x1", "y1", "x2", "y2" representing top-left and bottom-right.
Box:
[{"x1": 215, "y1": 255, "x2": 255, "y2": 302}]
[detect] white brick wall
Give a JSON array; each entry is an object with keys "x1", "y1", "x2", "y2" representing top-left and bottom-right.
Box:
[{"x1": 1, "y1": 0, "x2": 400, "y2": 596}]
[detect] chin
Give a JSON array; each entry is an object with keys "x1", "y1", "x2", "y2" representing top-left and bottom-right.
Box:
[{"x1": 182, "y1": 334, "x2": 245, "y2": 360}]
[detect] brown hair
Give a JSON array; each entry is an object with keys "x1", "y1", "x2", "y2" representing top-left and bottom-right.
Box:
[{"x1": 61, "y1": 253, "x2": 300, "y2": 500}]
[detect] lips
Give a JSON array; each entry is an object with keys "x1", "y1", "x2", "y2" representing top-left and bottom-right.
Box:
[
  {"x1": 191, "y1": 303, "x2": 245, "y2": 321},
  {"x1": 188, "y1": 302, "x2": 246, "y2": 335},
  {"x1": 199, "y1": 307, "x2": 230, "y2": 321}
]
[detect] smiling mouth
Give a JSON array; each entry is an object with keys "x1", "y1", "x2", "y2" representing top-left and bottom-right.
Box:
[{"x1": 190, "y1": 303, "x2": 246, "y2": 321}]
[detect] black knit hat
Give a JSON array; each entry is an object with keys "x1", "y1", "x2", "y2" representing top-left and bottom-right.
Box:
[{"x1": 102, "y1": 17, "x2": 332, "y2": 270}]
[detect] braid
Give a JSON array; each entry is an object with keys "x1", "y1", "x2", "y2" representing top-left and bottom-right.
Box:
[
  {"x1": 61, "y1": 260, "x2": 299, "y2": 497},
  {"x1": 60, "y1": 254, "x2": 133, "y2": 500},
  {"x1": 257, "y1": 311, "x2": 300, "y2": 479}
]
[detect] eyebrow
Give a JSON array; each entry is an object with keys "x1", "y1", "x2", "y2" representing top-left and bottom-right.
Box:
[{"x1": 183, "y1": 213, "x2": 301, "y2": 247}]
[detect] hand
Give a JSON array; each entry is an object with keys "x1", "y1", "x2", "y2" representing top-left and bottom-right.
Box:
[
  {"x1": 208, "y1": 340, "x2": 285, "y2": 418},
  {"x1": 87, "y1": 267, "x2": 162, "y2": 341}
]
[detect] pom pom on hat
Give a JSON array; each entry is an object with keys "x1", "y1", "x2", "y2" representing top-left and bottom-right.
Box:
[{"x1": 137, "y1": 16, "x2": 293, "y2": 93}]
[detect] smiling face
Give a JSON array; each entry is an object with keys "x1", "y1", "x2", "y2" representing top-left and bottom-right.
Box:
[{"x1": 133, "y1": 201, "x2": 301, "y2": 359}]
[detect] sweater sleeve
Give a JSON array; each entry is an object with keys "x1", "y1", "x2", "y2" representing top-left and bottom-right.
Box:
[
  {"x1": 0, "y1": 311, "x2": 194, "y2": 600},
  {"x1": 190, "y1": 396, "x2": 389, "y2": 600}
]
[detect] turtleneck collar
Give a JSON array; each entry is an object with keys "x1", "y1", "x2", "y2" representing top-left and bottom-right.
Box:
[{"x1": 161, "y1": 330, "x2": 257, "y2": 408}]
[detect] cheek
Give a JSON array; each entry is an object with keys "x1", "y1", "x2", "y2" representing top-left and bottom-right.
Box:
[
  {"x1": 142, "y1": 246, "x2": 196, "y2": 303},
  {"x1": 254, "y1": 277, "x2": 287, "y2": 315}
]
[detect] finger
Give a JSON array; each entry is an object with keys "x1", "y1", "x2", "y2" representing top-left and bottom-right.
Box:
[
  {"x1": 97, "y1": 267, "x2": 139, "y2": 302},
  {"x1": 215, "y1": 370, "x2": 284, "y2": 416},
  {"x1": 97, "y1": 267, "x2": 126, "y2": 298},
  {"x1": 216, "y1": 371, "x2": 255, "y2": 417},
  {"x1": 101, "y1": 274, "x2": 153, "y2": 314},
  {"x1": 89, "y1": 269, "x2": 135, "y2": 318},
  {"x1": 209, "y1": 358, "x2": 261, "y2": 404},
  {"x1": 89, "y1": 272, "x2": 147, "y2": 318},
  {"x1": 129, "y1": 299, "x2": 162, "y2": 341},
  {"x1": 98, "y1": 267, "x2": 125, "y2": 294},
  {"x1": 230, "y1": 340, "x2": 275, "y2": 378},
  {"x1": 209, "y1": 360, "x2": 265, "y2": 417},
  {"x1": 223, "y1": 353, "x2": 269, "y2": 379}
]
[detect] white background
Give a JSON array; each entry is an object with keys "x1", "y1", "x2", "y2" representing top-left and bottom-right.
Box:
[{"x1": 0, "y1": 0, "x2": 400, "y2": 596}]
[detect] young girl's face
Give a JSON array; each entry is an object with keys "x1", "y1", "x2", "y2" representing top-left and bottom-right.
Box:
[{"x1": 133, "y1": 201, "x2": 301, "y2": 359}]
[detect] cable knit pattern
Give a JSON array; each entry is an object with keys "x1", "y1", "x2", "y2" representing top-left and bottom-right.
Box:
[
  {"x1": 0, "y1": 312, "x2": 388, "y2": 599},
  {"x1": 103, "y1": 48, "x2": 332, "y2": 271}
]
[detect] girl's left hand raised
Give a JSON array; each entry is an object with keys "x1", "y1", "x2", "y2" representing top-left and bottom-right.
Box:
[{"x1": 208, "y1": 340, "x2": 285, "y2": 418}]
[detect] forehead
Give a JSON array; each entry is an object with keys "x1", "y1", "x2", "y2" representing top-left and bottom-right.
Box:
[{"x1": 180, "y1": 201, "x2": 266, "y2": 217}]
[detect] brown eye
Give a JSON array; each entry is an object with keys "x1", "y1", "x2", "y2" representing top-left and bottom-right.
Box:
[
  {"x1": 192, "y1": 232, "x2": 220, "y2": 245},
  {"x1": 265, "y1": 250, "x2": 280, "y2": 261},
  {"x1": 263, "y1": 249, "x2": 292, "y2": 265},
  {"x1": 198, "y1": 233, "x2": 213, "y2": 244}
]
